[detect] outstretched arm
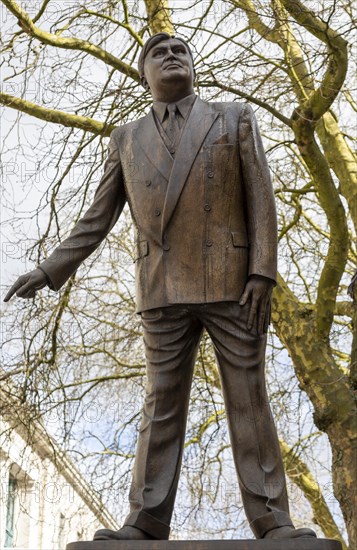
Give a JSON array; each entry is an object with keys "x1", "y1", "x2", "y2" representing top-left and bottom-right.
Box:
[{"x1": 4, "y1": 130, "x2": 126, "y2": 300}]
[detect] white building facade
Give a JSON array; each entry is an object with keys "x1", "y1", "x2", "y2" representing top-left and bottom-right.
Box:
[{"x1": 0, "y1": 394, "x2": 119, "y2": 549}]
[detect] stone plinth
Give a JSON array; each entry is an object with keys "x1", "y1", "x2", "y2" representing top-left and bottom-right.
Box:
[{"x1": 66, "y1": 539, "x2": 342, "y2": 550}]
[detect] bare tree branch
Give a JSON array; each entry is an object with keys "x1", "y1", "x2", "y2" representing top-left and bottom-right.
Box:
[
  {"x1": 1, "y1": 0, "x2": 140, "y2": 81},
  {"x1": 0, "y1": 91, "x2": 116, "y2": 135}
]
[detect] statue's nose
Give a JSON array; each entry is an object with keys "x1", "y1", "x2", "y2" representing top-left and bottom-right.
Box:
[{"x1": 164, "y1": 48, "x2": 177, "y2": 60}]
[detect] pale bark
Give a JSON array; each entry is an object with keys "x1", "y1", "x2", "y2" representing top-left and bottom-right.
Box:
[
  {"x1": 280, "y1": 439, "x2": 348, "y2": 549},
  {"x1": 316, "y1": 113, "x2": 357, "y2": 234},
  {"x1": 144, "y1": 0, "x2": 173, "y2": 34},
  {"x1": 272, "y1": 276, "x2": 356, "y2": 547},
  {"x1": 233, "y1": 0, "x2": 356, "y2": 235},
  {"x1": 1, "y1": 0, "x2": 355, "y2": 544},
  {"x1": 1, "y1": 0, "x2": 139, "y2": 81},
  {"x1": 281, "y1": 0, "x2": 348, "y2": 119},
  {"x1": 0, "y1": 92, "x2": 115, "y2": 136}
]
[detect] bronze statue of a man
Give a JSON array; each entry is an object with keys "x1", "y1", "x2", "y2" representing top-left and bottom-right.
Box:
[{"x1": 5, "y1": 33, "x2": 316, "y2": 541}]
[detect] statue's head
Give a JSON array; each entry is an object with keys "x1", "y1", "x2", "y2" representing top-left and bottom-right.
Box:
[{"x1": 138, "y1": 32, "x2": 195, "y2": 101}]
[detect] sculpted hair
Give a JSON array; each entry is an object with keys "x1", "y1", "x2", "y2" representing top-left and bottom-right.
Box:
[{"x1": 138, "y1": 32, "x2": 194, "y2": 79}]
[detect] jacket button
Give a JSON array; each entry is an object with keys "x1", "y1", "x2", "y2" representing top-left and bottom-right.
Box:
[
  {"x1": 163, "y1": 244, "x2": 170, "y2": 251},
  {"x1": 154, "y1": 208, "x2": 161, "y2": 216},
  {"x1": 145, "y1": 180, "x2": 151, "y2": 187},
  {"x1": 207, "y1": 171, "x2": 214, "y2": 178},
  {"x1": 204, "y1": 204, "x2": 211, "y2": 212},
  {"x1": 206, "y1": 239, "x2": 213, "y2": 247}
]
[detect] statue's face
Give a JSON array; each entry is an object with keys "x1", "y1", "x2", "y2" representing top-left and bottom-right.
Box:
[{"x1": 142, "y1": 38, "x2": 195, "y2": 100}]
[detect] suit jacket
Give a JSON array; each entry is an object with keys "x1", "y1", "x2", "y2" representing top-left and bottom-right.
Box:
[{"x1": 39, "y1": 97, "x2": 277, "y2": 313}]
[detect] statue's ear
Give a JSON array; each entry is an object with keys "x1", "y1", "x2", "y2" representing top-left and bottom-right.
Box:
[{"x1": 141, "y1": 75, "x2": 150, "y2": 91}]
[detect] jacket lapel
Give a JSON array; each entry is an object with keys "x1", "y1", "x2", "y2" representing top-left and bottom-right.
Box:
[
  {"x1": 136, "y1": 110, "x2": 173, "y2": 182},
  {"x1": 161, "y1": 97, "x2": 219, "y2": 238}
]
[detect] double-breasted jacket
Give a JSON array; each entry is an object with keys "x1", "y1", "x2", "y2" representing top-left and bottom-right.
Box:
[{"x1": 40, "y1": 97, "x2": 277, "y2": 312}]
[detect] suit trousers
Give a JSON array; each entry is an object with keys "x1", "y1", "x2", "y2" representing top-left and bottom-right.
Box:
[{"x1": 124, "y1": 302, "x2": 293, "y2": 539}]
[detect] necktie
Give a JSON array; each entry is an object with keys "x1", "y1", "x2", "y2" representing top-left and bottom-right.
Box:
[{"x1": 165, "y1": 103, "x2": 180, "y2": 145}]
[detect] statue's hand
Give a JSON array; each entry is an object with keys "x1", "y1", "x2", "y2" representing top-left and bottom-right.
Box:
[
  {"x1": 239, "y1": 275, "x2": 274, "y2": 335},
  {"x1": 4, "y1": 268, "x2": 48, "y2": 302}
]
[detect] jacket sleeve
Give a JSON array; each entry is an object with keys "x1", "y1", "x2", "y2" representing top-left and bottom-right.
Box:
[
  {"x1": 239, "y1": 103, "x2": 278, "y2": 283},
  {"x1": 39, "y1": 130, "x2": 126, "y2": 291}
]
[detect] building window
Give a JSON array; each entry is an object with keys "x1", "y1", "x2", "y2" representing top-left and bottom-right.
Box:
[{"x1": 4, "y1": 475, "x2": 17, "y2": 547}]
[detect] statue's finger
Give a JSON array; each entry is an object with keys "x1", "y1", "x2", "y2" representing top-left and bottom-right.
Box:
[
  {"x1": 247, "y1": 301, "x2": 257, "y2": 331},
  {"x1": 239, "y1": 284, "x2": 252, "y2": 306},
  {"x1": 4, "y1": 278, "x2": 26, "y2": 302},
  {"x1": 4, "y1": 287, "x2": 17, "y2": 302},
  {"x1": 239, "y1": 294, "x2": 247, "y2": 306},
  {"x1": 257, "y1": 305, "x2": 266, "y2": 335}
]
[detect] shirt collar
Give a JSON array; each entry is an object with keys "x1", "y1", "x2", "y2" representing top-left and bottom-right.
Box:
[{"x1": 152, "y1": 93, "x2": 197, "y2": 123}]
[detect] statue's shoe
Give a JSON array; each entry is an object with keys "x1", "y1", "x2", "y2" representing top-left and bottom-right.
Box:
[
  {"x1": 264, "y1": 526, "x2": 317, "y2": 539},
  {"x1": 93, "y1": 525, "x2": 156, "y2": 540}
]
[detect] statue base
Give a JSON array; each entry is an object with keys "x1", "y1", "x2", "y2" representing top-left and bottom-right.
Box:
[{"x1": 66, "y1": 539, "x2": 342, "y2": 550}]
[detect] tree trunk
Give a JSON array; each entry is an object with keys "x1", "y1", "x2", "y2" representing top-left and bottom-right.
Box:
[{"x1": 272, "y1": 278, "x2": 357, "y2": 548}]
